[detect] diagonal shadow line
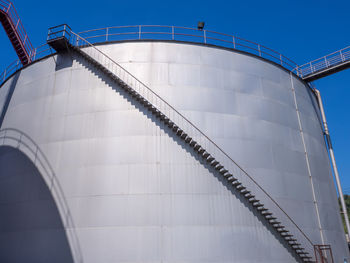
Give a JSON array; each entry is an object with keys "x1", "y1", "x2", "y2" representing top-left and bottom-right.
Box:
[
  {"x1": 70, "y1": 51, "x2": 304, "y2": 262},
  {"x1": 0, "y1": 71, "x2": 20, "y2": 129}
]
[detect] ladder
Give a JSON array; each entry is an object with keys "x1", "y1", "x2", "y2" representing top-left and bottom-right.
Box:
[
  {"x1": 0, "y1": 0, "x2": 33, "y2": 65},
  {"x1": 48, "y1": 24, "x2": 315, "y2": 262}
]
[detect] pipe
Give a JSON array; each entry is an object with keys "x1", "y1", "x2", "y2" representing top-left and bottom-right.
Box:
[{"x1": 314, "y1": 88, "x2": 350, "y2": 238}]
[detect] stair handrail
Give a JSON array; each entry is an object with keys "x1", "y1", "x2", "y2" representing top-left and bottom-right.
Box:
[
  {"x1": 0, "y1": 0, "x2": 34, "y2": 62},
  {"x1": 0, "y1": 127, "x2": 83, "y2": 263},
  {"x1": 65, "y1": 29, "x2": 315, "y2": 253}
]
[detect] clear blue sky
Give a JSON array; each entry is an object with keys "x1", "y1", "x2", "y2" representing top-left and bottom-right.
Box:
[{"x1": 1, "y1": 0, "x2": 349, "y2": 192}]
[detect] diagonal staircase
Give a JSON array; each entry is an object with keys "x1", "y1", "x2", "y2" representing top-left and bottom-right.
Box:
[
  {"x1": 0, "y1": 0, "x2": 33, "y2": 65},
  {"x1": 47, "y1": 25, "x2": 315, "y2": 262}
]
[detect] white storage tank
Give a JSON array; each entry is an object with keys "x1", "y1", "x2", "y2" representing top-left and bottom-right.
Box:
[{"x1": 0, "y1": 25, "x2": 348, "y2": 263}]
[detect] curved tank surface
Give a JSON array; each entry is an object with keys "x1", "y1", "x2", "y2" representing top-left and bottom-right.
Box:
[{"x1": 0, "y1": 40, "x2": 348, "y2": 263}]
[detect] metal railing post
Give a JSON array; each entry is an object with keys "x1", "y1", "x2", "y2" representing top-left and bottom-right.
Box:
[
  {"x1": 203, "y1": 30, "x2": 206, "y2": 44},
  {"x1": 2, "y1": 130, "x2": 6, "y2": 144},
  {"x1": 232, "y1": 36, "x2": 236, "y2": 49},
  {"x1": 139, "y1": 25, "x2": 141, "y2": 40},
  {"x1": 280, "y1": 54, "x2": 283, "y2": 65},
  {"x1": 258, "y1": 44, "x2": 261, "y2": 56},
  {"x1": 106, "y1": 27, "x2": 109, "y2": 41},
  {"x1": 340, "y1": 50, "x2": 345, "y2": 62},
  {"x1": 63, "y1": 24, "x2": 66, "y2": 38},
  {"x1": 172, "y1": 26, "x2": 174, "y2": 40},
  {"x1": 310, "y1": 62, "x2": 314, "y2": 73},
  {"x1": 15, "y1": 19, "x2": 19, "y2": 30}
]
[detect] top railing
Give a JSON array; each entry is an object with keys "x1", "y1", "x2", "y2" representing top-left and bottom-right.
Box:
[
  {"x1": 0, "y1": 0, "x2": 34, "y2": 61},
  {"x1": 77, "y1": 25, "x2": 298, "y2": 70},
  {"x1": 295, "y1": 46, "x2": 350, "y2": 79},
  {"x1": 0, "y1": 42, "x2": 51, "y2": 85},
  {"x1": 1, "y1": 24, "x2": 301, "y2": 88}
]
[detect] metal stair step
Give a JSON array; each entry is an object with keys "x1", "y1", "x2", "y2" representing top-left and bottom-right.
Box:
[
  {"x1": 180, "y1": 132, "x2": 187, "y2": 139},
  {"x1": 189, "y1": 140, "x2": 197, "y2": 147},
  {"x1": 207, "y1": 156, "x2": 215, "y2": 162},
  {"x1": 227, "y1": 176, "x2": 237, "y2": 182},
  {"x1": 244, "y1": 193, "x2": 254, "y2": 198},
  {"x1": 211, "y1": 160, "x2": 219, "y2": 166},
  {"x1": 197, "y1": 147, "x2": 205, "y2": 154},
  {"x1": 215, "y1": 164, "x2": 224, "y2": 170},
  {"x1": 261, "y1": 211, "x2": 272, "y2": 216},
  {"x1": 194, "y1": 144, "x2": 201, "y2": 151},
  {"x1": 176, "y1": 128, "x2": 183, "y2": 136},
  {"x1": 185, "y1": 136, "x2": 192, "y2": 143},
  {"x1": 232, "y1": 181, "x2": 242, "y2": 187},
  {"x1": 236, "y1": 185, "x2": 245, "y2": 190},
  {"x1": 222, "y1": 172, "x2": 231, "y2": 177},
  {"x1": 220, "y1": 169, "x2": 228, "y2": 175},
  {"x1": 202, "y1": 152, "x2": 210, "y2": 158},
  {"x1": 167, "y1": 121, "x2": 175, "y2": 128},
  {"x1": 248, "y1": 198, "x2": 259, "y2": 203},
  {"x1": 240, "y1": 189, "x2": 250, "y2": 194}
]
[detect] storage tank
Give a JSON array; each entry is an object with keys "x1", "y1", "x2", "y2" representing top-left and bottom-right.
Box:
[{"x1": 0, "y1": 25, "x2": 348, "y2": 263}]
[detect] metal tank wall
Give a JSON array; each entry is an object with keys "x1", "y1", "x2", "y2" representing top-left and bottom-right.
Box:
[{"x1": 0, "y1": 41, "x2": 348, "y2": 263}]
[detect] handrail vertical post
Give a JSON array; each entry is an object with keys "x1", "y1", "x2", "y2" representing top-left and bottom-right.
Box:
[
  {"x1": 6, "y1": 2, "x2": 11, "y2": 13},
  {"x1": 280, "y1": 54, "x2": 283, "y2": 65},
  {"x1": 340, "y1": 50, "x2": 345, "y2": 62},
  {"x1": 203, "y1": 30, "x2": 206, "y2": 44},
  {"x1": 106, "y1": 27, "x2": 109, "y2": 41},
  {"x1": 172, "y1": 26, "x2": 174, "y2": 40},
  {"x1": 15, "y1": 18, "x2": 19, "y2": 30},
  {"x1": 232, "y1": 36, "x2": 236, "y2": 49},
  {"x1": 310, "y1": 62, "x2": 313, "y2": 73},
  {"x1": 3, "y1": 130, "x2": 6, "y2": 144},
  {"x1": 258, "y1": 44, "x2": 261, "y2": 56},
  {"x1": 139, "y1": 25, "x2": 141, "y2": 40}
]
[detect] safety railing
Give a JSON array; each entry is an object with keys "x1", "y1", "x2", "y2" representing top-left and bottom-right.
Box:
[
  {"x1": 295, "y1": 46, "x2": 350, "y2": 78},
  {"x1": 1, "y1": 24, "x2": 299, "y2": 88},
  {"x1": 0, "y1": 43, "x2": 51, "y2": 85},
  {"x1": 0, "y1": 128, "x2": 83, "y2": 263},
  {"x1": 77, "y1": 25, "x2": 298, "y2": 70},
  {"x1": 48, "y1": 25, "x2": 315, "y2": 258},
  {"x1": 0, "y1": 0, "x2": 34, "y2": 60},
  {"x1": 47, "y1": 24, "x2": 72, "y2": 42}
]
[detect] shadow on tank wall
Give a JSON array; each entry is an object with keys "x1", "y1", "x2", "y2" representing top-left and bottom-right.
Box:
[{"x1": 0, "y1": 145, "x2": 74, "y2": 263}]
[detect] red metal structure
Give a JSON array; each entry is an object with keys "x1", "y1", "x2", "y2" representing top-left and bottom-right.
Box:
[
  {"x1": 314, "y1": 245, "x2": 334, "y2": 263},
  {"x1": 0, "y1": 0, "x2": 33, "y2": 65}
]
